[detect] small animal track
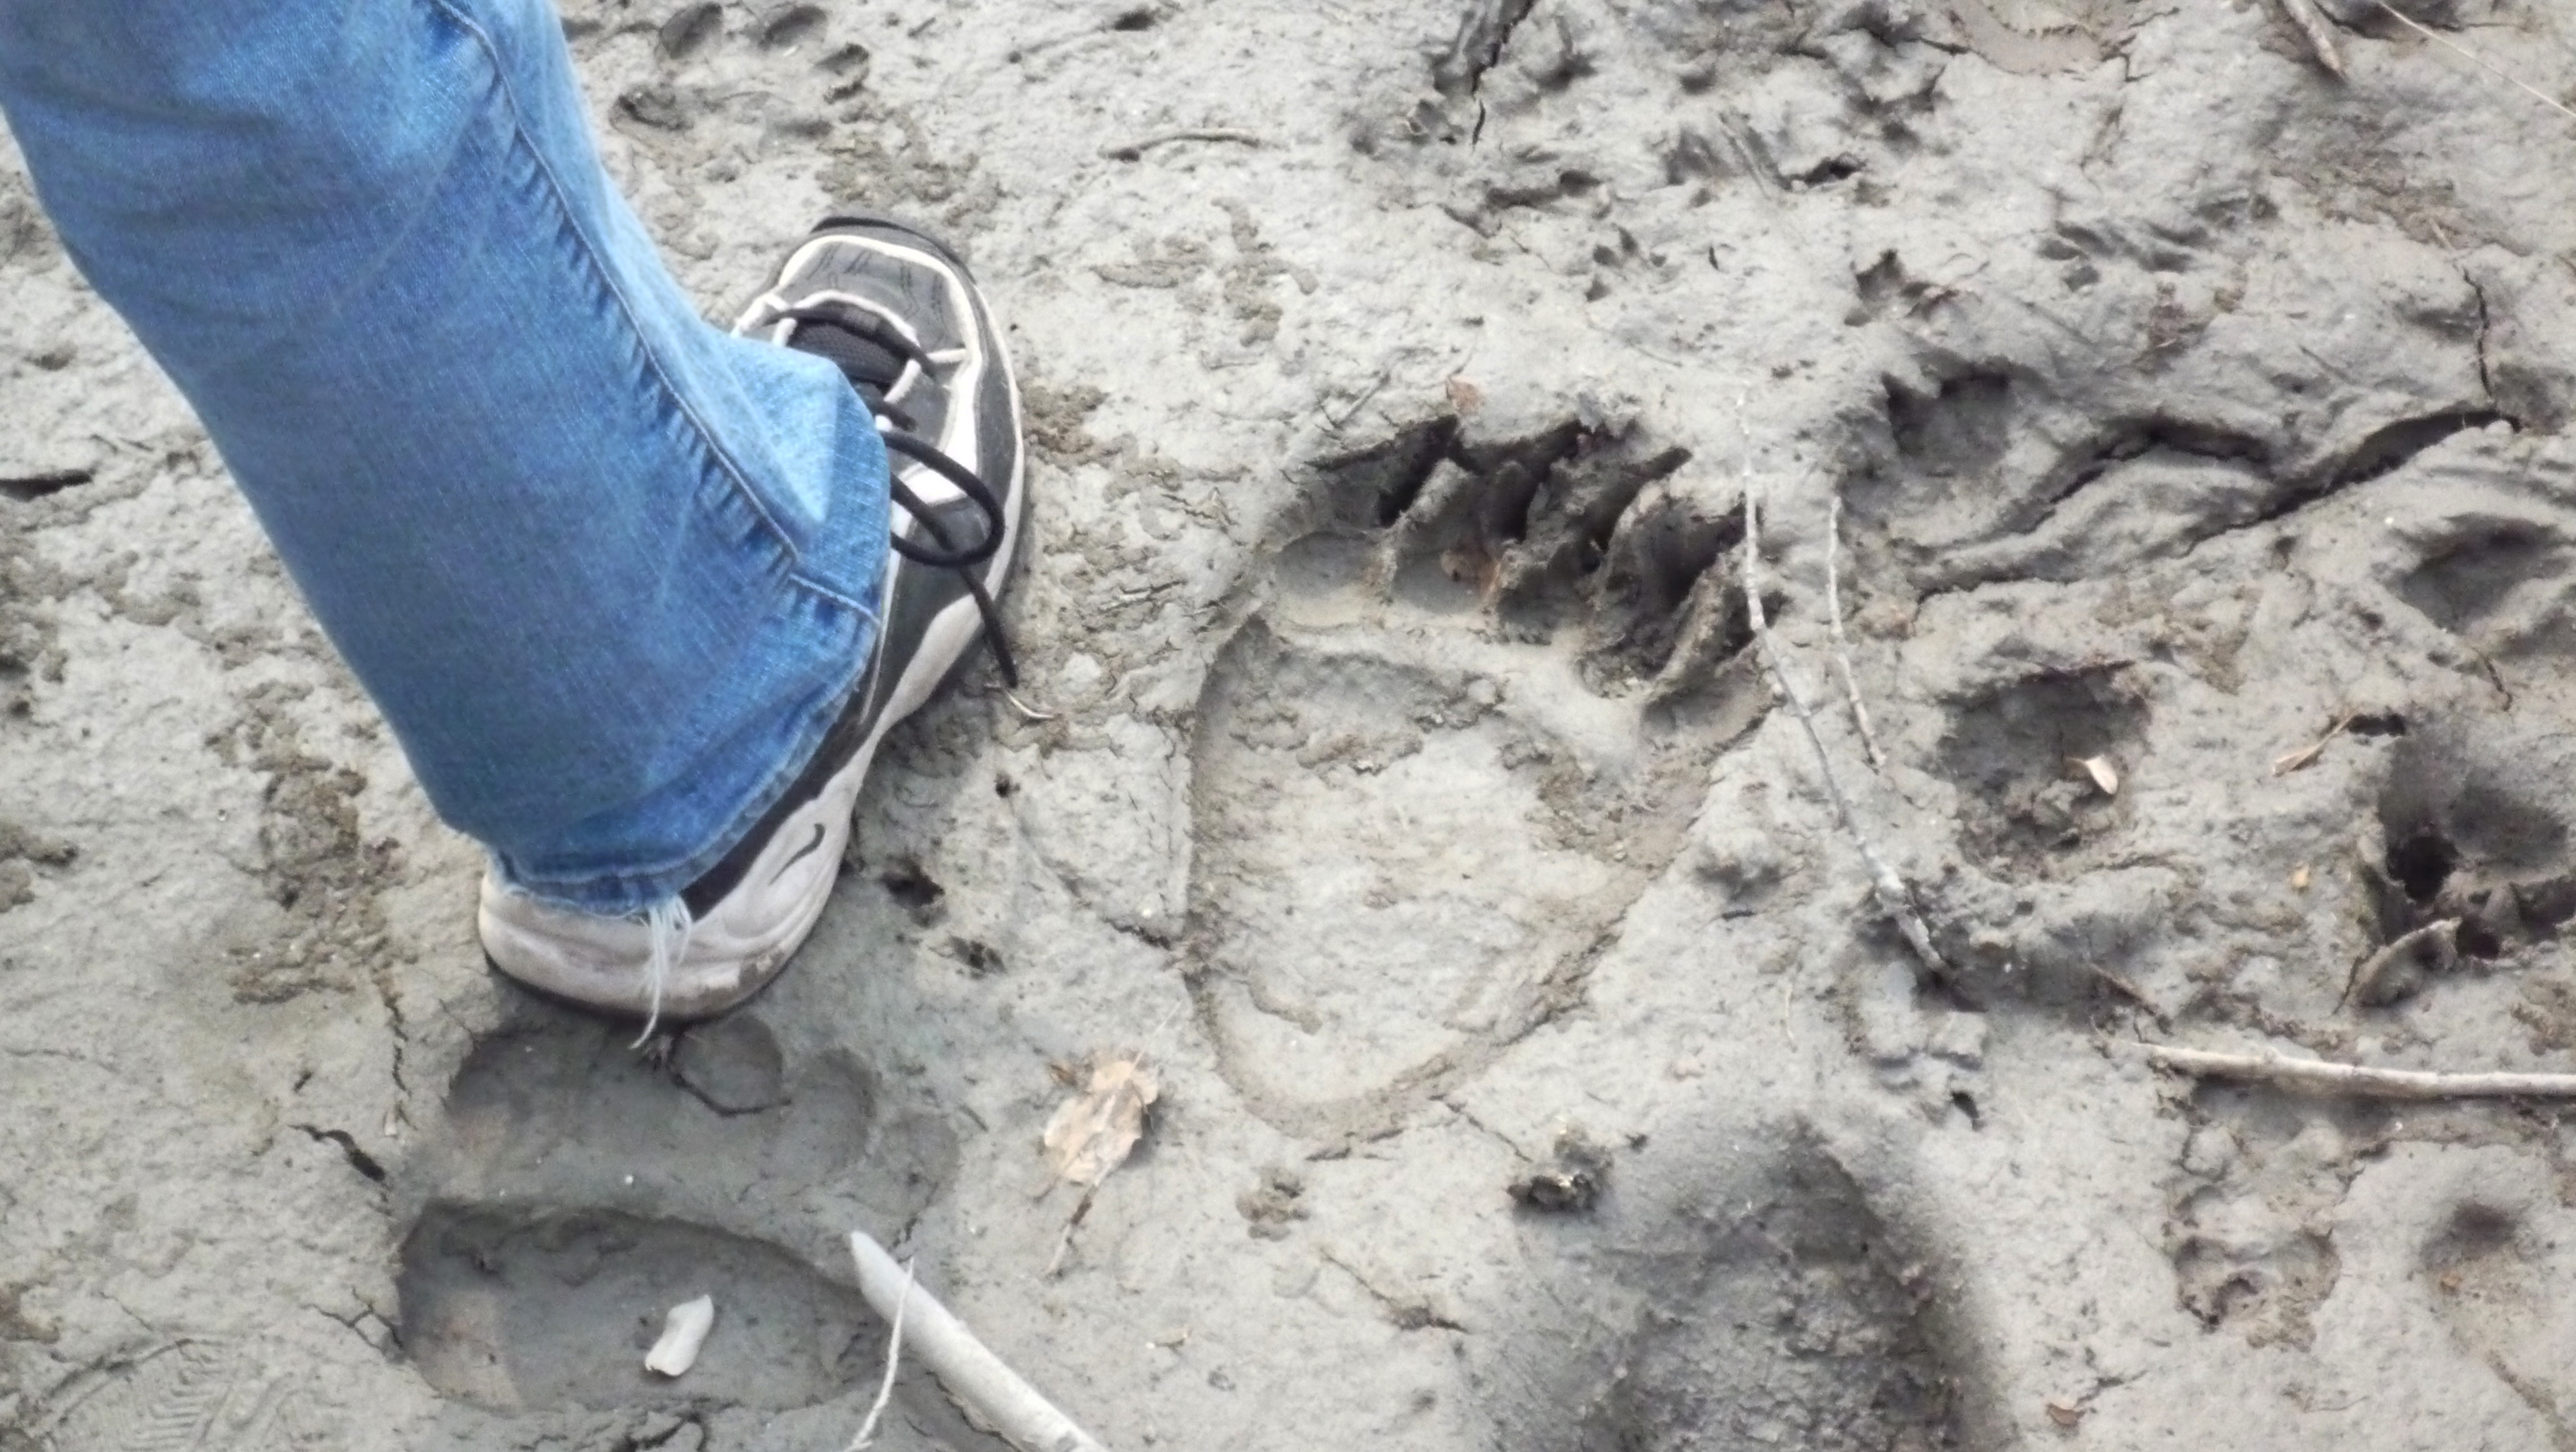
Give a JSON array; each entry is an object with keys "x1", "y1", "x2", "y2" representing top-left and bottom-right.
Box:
[
  {"x1": 2421, "y1": 1193, "x2": 2576, "y2": 1442},
  {"x1": 2334, "y1": 1144, "x2": 2576, "y2": 1441},
  {"x1": 1935, "y1": 665, "x2": 2148, "y2": 876},
  {"x1": 1184, "y1": 410, "x2": 1755, "y2": 1138},
  {"x1": 2162, "y1": 1083, "x2": 2375, "y2": 1348},
  {"x1": 2393, "y1": 514, "x2": 2574, "y2": 653},
  {"x1": 2369, "y1": 720, "x2": 2576, "y2": 977},
  {"x1": 2373, "y1": 452, "x2": 2576, "y2": 678},
  {"x1": 396, "y1": 1006, "x2": 955, "y2": 1420},
  {"x1": 1848, "y1": 223, "x2": 2498, "y2": 600}
]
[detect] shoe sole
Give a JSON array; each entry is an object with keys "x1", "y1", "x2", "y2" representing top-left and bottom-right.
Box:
[{"x1": 478, "y1": 218, "x2": 1025, "y2": 1023}]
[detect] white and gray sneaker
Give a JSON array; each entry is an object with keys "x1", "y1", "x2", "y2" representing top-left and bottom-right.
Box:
[{"x1": 477, "y1": 215, "x2": 1026, "y2": 1029}]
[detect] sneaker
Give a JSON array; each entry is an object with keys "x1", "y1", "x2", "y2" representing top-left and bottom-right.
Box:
[{"x1": 476, "y1": 215, "x2": 1027, "y2": 1030}]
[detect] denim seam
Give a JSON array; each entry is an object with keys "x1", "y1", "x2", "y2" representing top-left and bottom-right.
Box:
[{"x1": 420, "y1": 0, "x2": 877, "y2": 622}]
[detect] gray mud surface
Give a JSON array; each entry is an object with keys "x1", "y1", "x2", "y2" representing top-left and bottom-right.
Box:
[{"x1": 9, "y1": 2, "x2": 2576, "y2": 1448}]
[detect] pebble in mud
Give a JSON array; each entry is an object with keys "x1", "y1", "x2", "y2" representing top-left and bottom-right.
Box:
[
  {"x1": 1508, "y1": 1127, "x2": 1614, "y2": 1214},
  {"x1": 672, "y1": 1014, "x2": 786, "y2": 1115}
]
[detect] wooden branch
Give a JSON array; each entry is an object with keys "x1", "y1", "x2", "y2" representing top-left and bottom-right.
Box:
[
  {"x1": 2272, "y1": 710, "x2": 2355, "y2": 775},
  {"x1": 847, "y1": 1232, "x2": 1111, "y2": 1452},
  {"x1": 2130, "y1": 1041, "x2": 2576, "y2": 1098},
  {"x1": 2378, "y1": 2, "x2": 2576, "y2": 122},
  {"x1": 1737, "y1": 419, "x2": 1946, "y2": 975},
  {"x1": 1100, "y1": 128, "x2": 1268, "y2": 161},
  {"x1": 2341, "y1": 917, "x2": 2459, "y2": 1008},
  {"x1": 2275, "y1": 0, "x2": 2346, "y2": 78},
  {"x1": 1823, "y1": 494, "x2": 1889, "y2": 774}
]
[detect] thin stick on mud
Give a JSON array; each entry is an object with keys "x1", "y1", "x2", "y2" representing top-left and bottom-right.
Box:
[
  {"x1": 1823, "y1": 494, "x2": 1888, "y2": 774},
  {"x1": 2274, "y1": 0, "x2": 2346, "y2": 78},
  {"x1": 2339, "y1": 917, "x2": 2459, "y2": 1008},
  {"x1": 847, "y1": 1232, "x2": 1112, "y2": 1452},
  {"x1": 1737, "y1": 417, "x2": 1945, "y2": 975},
  {"x1": 2130, "y1": 1040, "x2": 2576, "y2": 1099},
  {"x1": 1099, "y1": 127, "x2": 1267, "y2": 161},
  {"x1": 2376, "y1": 1, "x2": 2576, "y2": 123},
  {"x1": 843, "y1": 1257, "x2": 914, "y2": 1451},
  {"x1": 2272, "y1": 710, "x2": 2356, "y2": 775}
]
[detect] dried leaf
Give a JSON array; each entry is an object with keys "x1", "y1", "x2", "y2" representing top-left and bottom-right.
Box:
[
  {"x1": 2072, "y1": 754, "x2": 2120, "y2": 796},
  {"x1": 1042, "y1": 1052, "x2": 1159, "y2": 1189}
]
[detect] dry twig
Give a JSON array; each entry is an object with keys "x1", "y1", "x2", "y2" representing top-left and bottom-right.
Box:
[
  {"x1": 1823, "y1": 495, "x2": 1888, "y2": 773},
  {"x1": 2272, "y1": 710, "x2": 2355, "y2": 775},
  {"x1": 2341, "y1": 917, "x2": 2459, "y2": 1008},
  {"x1": 2275, "y1": 0, "x2": 2347, "y2": 78},
  {"x1": 1100, "y1": 128, "x2": 1267, "y2": 161},
  {"x1": 847, "y1": 1232, "x2": 1111, "y2": 1452},
  {"x1": 842, "y1": 1258, "x2": 914, "y2": 1451},
  {"x1": 2377, "y1": 1, "x2": 2576, "y2": 123},
  {"x1": 1739, "y1": 415, "x2": 1945, "y2": 974},
  {"x1": 2130, "y1": 1040, "x2": 2576, "y2": 1099}
]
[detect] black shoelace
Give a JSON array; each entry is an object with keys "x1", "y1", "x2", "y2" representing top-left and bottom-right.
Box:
[{"x1": 777, "y1": 304, "x2": 1019, "y2": 687}]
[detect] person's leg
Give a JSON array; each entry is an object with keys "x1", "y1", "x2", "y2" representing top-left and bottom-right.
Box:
[
  {"x1": 0, "y1": 0, "x2": 894, "y2": 912},
  {"x1": 0, "y1": 0, "x2": 1029, "y2": 1028}
]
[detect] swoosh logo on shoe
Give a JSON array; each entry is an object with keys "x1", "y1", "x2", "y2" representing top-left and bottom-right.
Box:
[{"x1": 772, "y1": 823, "x2": 828, "y2": 883}]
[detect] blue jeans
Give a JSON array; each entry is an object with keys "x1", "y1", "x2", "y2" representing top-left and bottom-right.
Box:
[{"x1": 0, "y1": 0, "x2": 891, "y2": 915}]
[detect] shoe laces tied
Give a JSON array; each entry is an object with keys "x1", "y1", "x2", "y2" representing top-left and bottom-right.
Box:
[{"x1": 777, "y1": 305, "x2": 1018, "y2": 686}]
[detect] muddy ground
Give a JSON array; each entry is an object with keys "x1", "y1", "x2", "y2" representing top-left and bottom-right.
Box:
[{"x1": 8, "y1": 0, "x2": 2576, "y2": 1448}]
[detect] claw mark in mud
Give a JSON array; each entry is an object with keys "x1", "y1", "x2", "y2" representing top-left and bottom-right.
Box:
[
  {"x1": 1183, "y1": 411, "x2": 1764, "y2": 1141},
  {"x1": 1879, "y1": 374, "x2": 2504, "y2": 595},
  {"x1": 757, "y1": 4, "x2": 825, "y2": 49},
  {"x1": 1433, "y1": 0, "x2": 1542, "y2": 100},
  {"x1": 657, "y1": 1, "x2": 723, "y2": 59},
  {"x1": 2328, "y1": 410, "x2": 2509, "y2": 492},
  {"x1": 1851, "y1": 220, "x2": 2501, "y2": 597},
  {"x1": 0, "y1": 468, "x2": 90, "y2": 503}
]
